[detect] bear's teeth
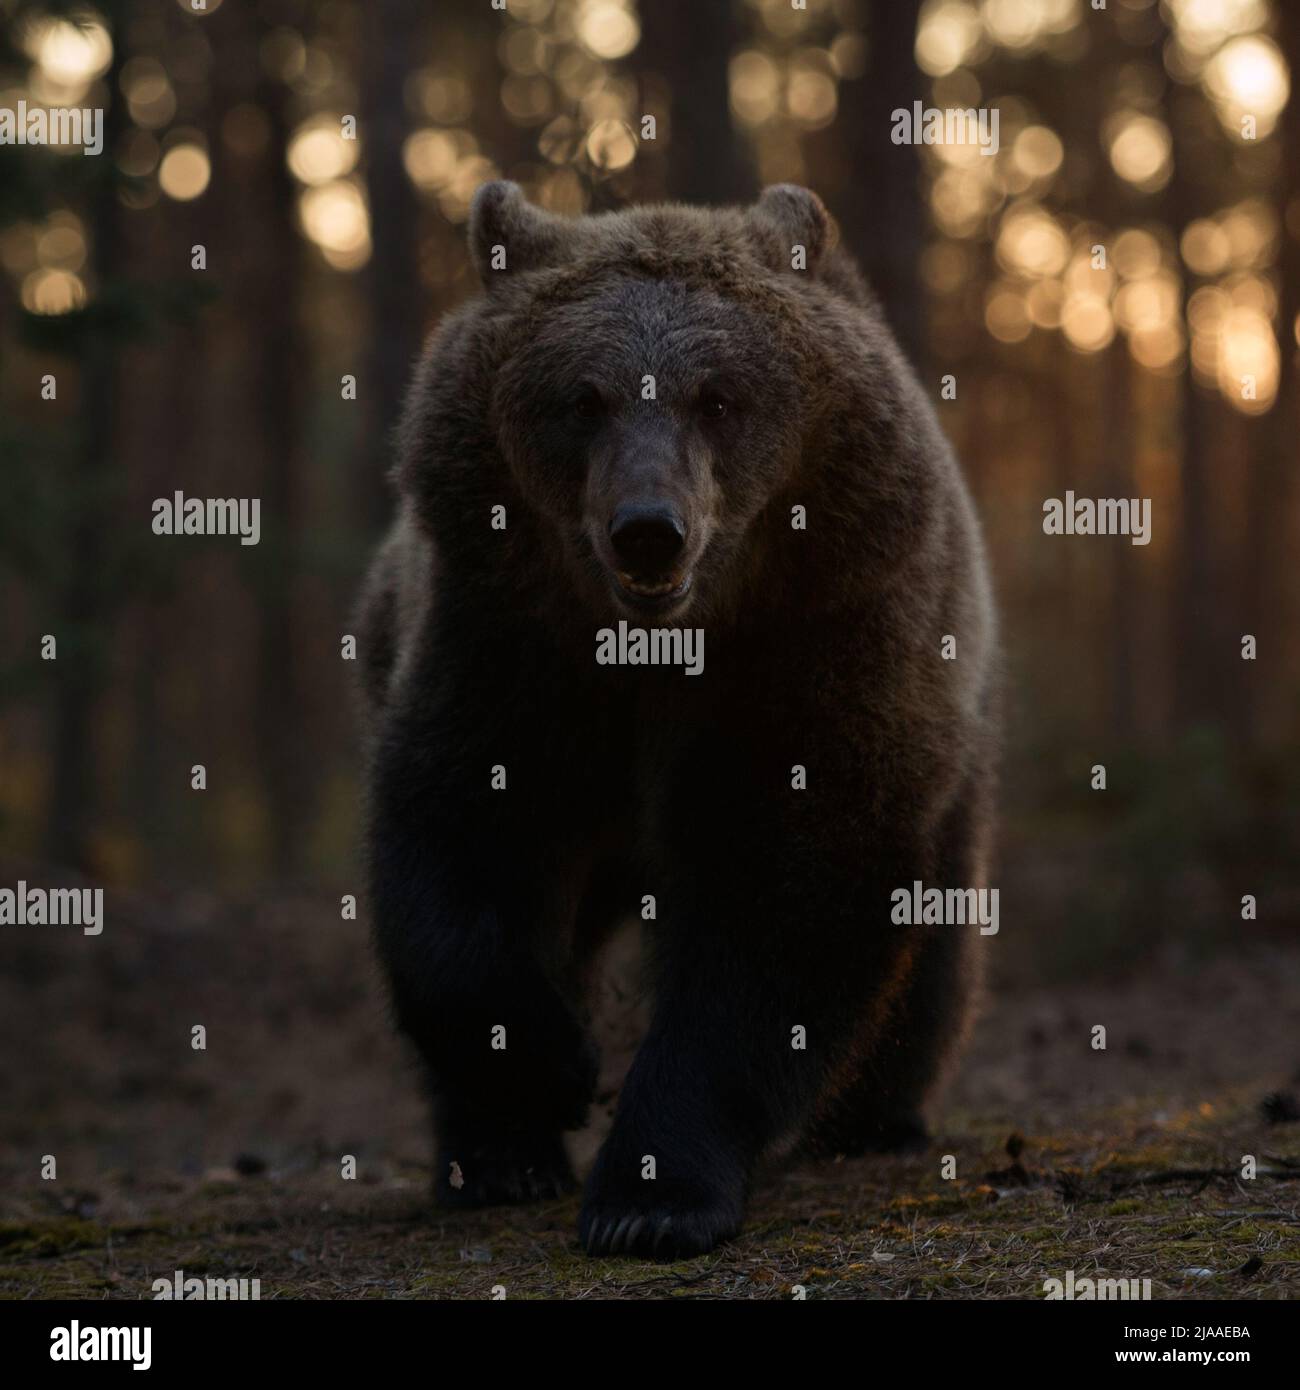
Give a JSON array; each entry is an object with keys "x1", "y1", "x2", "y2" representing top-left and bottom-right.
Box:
[{"x1": 620, "y1": 574, "x2": 679, "y2": 596}]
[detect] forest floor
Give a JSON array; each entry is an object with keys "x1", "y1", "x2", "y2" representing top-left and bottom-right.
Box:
[{"x1": 1, "y1": 876, "x2": 1298, "y2": 1300}]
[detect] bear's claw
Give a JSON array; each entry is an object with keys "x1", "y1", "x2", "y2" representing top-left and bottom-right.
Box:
[
  {"x1": 579, "y1": 1200, "x2": 740, "y2": 1259},
  {"x1": 435, "y1": 1135, "x2": 574, "y2": 1208}
]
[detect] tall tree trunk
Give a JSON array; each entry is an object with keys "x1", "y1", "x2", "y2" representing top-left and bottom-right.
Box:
[
  {"x1": 637, "y1": 0, "x2": 754, "y2": 205},
  {"x1": 1106, "y1": 341, "x2": 1138, "y2": 740},
  {"x1": 1249, "y1": 0, "x2": 1300, "y2": 745},
  {"x1": 1167, "y1": 84, "x2": 1226, "y2": 731},
  {"x1": 831, "y1": 0, "x2": 926, "y2": 368},
  {"x1": 47, "y1": 26, "x2": 129, "y2": 871},
  {"x1": 258, "y1": 77, "x2": 304, "y2": 878},
  {"x1": 361, "y1": 0, "x2": 425, "y2": 534}
]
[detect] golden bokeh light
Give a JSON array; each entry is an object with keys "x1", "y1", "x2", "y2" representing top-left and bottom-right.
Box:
[
  {"x1": 1061, "y1": 294, "x2": 1115, "y2": 353},
  {"x1": 730, "y1": 50, "x2": 781, "y2": 128},
  {"x1": 1189, "y1": 282, "x2": 1228, "y2": 324},
  {"x1": 21, "y1": 267, "x2": 87, "y2": 315},
  {"x1": 36, "y1": 214, "x2": 87, "y2": 272},
  {"x1": 1218, "y1": 198, "x2": 1277, "y2": 269},
  {"x1": 437, "y1": 155, "x2": 501, "y2": 224},
  {"x1": 23, "y1": 13, "x2": 112, "y2": 88},
  {"x1": 756, "y1": 0, "x2": 814, "y2": 42},
  {"x1": 575, "y1": 0, "x2": 639, "y2": 61},
  {"x1": 121, "y1": 56, "x2": 175, "y2": 129},
  {"x1": 500, "y1": 25, "x2": 551, "y2": 77},
  {"x1": 996, "y1": 204, "x2": 1069, "y2": 278},
  {"x1": 915, "y1": 1, "x2": 985, "y2": 78},
  {"x1": 1025, "y1": 278, "x2": 1064, "y2": 330},
  {"x1": 538, "y1": 115, "x2": 583, "y2": 165},
  {"x1": 1011, "y1": 125, "x2": 1064, "y2": 181},
  {"x1": 829, "y1": 33, "x2": 868, "y2": 81},
  {"x1": 982, "y1": 0, "x2": 1038, "y2": 50},
  {"x1": 1165, "y1": 0, "x2": 1268, "y2": 58},
  {"x1": 403, "y1": 129, "x2": 462, "y2": 190},
  {"x1": 1107, "y1": 113, "x2": 1172, "y2": 191},
  {"x1": 1204, "y1": 34, "x2": 1289, "y2": 137},
  {"x1": 984, "y1": 283, "x2": 1032, "y2": 343},
  {"x1": 158, "y1": 143, "x2": 211, "y2": 201},
  {"x1": 287, "y1": 115, "x2": 360, "y2": 186},
  {"x1": 298, "y1": 179, "x2": 371, "y2": 270},
  {"x1": 931, "y1": 167, "x2": 997, "y2": 238},
  {"x1": 509, "y1": 0, "x2": 555, "y2": 22},
  {"x1": 1181, "y1": 218, "x2": 1232, "y2": 276},
  {"x1": 406, "y1": 70, "x2": 474, "y2": 124},
  {"x1": 1225, "y1": 270, "x2": 1276, "y2": 319},
  {"x1": 1216, "y1": 304, "x2": 1278, "y2": 412},
  {"x1": 1064, "y1": 243, "x2": 1115, "y2": 299},
  {"x1": 579, "y1": 75, "x2": 636, "y2": 125},
  {"x1": 502, "y1": 74, "x2": 554, "y2": 124},
  {"x1": 585, "y1": 118, "x2": 637, "y2": 171},
  {"x1": 1128, "y1": 323, "x2": 1184, "y2": 373},
  {"x1": 1113, "y1": 228, "x2": 1163, "y2": 281},
  {"x1": 533, "y1": 167, "x2": 586, "y2": 216},
  {"x1": 1115, "y1": 272, "x2": 1179, "y2": 335},
  {"x1": 785, "y1": 67, "x2": 837, "y2": 129}
]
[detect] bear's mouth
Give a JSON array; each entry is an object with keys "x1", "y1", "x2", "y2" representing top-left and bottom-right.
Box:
[{"x1": 614, "y1": 570, "x2": 693, "y2": 612}]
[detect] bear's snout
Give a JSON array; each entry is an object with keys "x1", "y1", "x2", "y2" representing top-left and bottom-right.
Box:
[
  {"x1": 608, "y1": 502, "x2": 687, "y2": 576},
  {"x1": 600, "y1": 501, "x2": 695, "y2": 612}
]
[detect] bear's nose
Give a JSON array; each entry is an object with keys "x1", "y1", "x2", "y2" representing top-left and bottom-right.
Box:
[{"x1": 608, "y1": 504, "x2": 686, "y2": 574}]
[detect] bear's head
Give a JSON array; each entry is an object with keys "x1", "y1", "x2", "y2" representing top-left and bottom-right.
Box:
[{"x1": 404, "y1": 180, "x2": 900, "y2": 626}]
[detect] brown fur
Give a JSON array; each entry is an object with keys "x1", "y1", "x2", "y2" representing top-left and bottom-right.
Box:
[{"x1": 357, "y1": 182, "x2": 999, "y2": 1258}]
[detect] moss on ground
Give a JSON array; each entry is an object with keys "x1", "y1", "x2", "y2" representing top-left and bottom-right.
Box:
[{"x1": 2, "y1": 1093, "x2": 1294, "y2": 1300}]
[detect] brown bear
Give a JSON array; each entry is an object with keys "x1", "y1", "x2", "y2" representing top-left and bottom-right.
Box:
[{"x1": 356, "y1": 180, "x2": 998, "y2": 1258}]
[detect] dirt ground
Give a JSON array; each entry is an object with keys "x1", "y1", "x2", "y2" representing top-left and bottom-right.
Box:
[{"x1": 2, "y1": 874, "x2": 1297, "y2": 1300}]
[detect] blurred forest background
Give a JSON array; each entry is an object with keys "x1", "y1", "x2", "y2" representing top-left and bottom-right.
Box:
[{"x1": 1, "y1": 0, "x2": 1297, "y2": 980}]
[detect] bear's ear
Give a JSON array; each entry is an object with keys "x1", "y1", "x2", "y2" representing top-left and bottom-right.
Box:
[
  {"x1": 747, "y1": 184, "x2": 836, "y2": 274},
  {"x1": 469, "y1": 180, "x2": 569, "y2": 287}
]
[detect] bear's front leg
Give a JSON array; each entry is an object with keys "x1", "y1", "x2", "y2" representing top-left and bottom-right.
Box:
[
  {"x1": 579, "y1": 853, "x2": 909, "y2": 1257},
  {"x1": 368, "y1": 733, "x2": 599, "y2": 1208}
]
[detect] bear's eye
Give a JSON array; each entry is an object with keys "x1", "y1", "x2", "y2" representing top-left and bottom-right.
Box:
[
  {"x1": 572, "y1": 387, "x2": 605, "y2": 421},
  {"x1": 698, "y1": 392, "x2": 728, "y2": 421}
]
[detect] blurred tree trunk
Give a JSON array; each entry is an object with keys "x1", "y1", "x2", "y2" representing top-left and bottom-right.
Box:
[
  {"x1": 1105, "y1": 342, "x2": 1138, "y2": 739},
  {"x1": 361, "y1": 0, "x2": 423, "y2": 534},
  {"x1": 203, "y1": 2, "x2": 309, "y2": 880},
  {"x1": 46, "y1": 30, "x2": 129, "y2": 871},
  {"x1": 256, "y1": 71, "x2": 304, "y2": 878},
  {"x1": 1249, "y1": 0, "x2": 1300, "y2": 745},
  {"x1": 1167, "y1": 85, "x2": 1227, "y2": 731},
  {"x1": 638, "y1": 0, "x2": 753, "y2": 205},
  {"x1": 833, "y1": 0, "x2": 925, "y2": 368}
]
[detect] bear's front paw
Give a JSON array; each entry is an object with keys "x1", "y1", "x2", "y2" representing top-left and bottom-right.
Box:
[
  {"x1": 435, "y1": 1131, "x2": 574, "y2": 1208},
  {"x1": 579, "y1": 1197, "x2": 742, "y2": 1259},
  {"x1": 578, "y1": 1159, "x2": 745, "y2": 1258}
]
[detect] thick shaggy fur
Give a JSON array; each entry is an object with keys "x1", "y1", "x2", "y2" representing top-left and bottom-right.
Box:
[{"x1": 357, "y1": 181, "x2": 999, "y2": 1258}]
